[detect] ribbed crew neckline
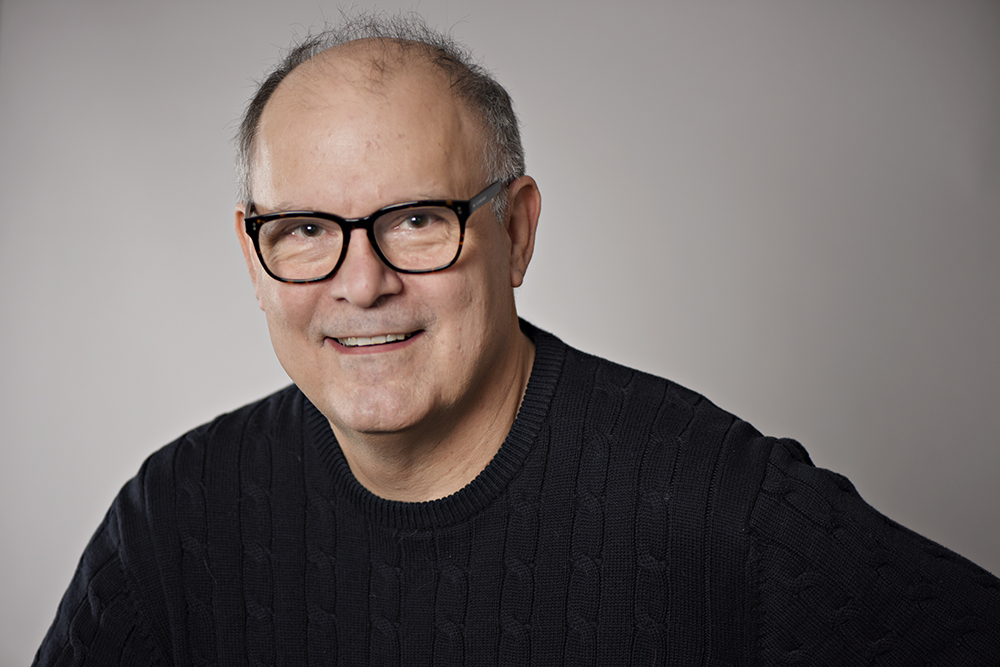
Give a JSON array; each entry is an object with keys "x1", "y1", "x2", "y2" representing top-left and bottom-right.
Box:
[{"x1": 305, "y1": 320, "x2": 566, "y2": 530}]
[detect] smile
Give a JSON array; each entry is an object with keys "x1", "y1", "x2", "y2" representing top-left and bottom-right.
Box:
[{"x1": 335, "y1": 332, "x2": 417, "y2": 348}]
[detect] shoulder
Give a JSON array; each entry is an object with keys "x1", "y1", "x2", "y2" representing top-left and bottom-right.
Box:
[
  {"x1": 109, "y1": 384, "x2": 308, "y2": 576},
  {"x1": 749, "y1": 437, "x2": 1000, "y2": 662},
  {"x1": 155, "y1": 383, "x2": 305, "y2": 459},
  {"x1": 112, "y1": 383, "x2": 308, "y2": 534},
  {"x1": 33, "y1": 386, "x2": 307, "y2": 665},
  {"x1": 130, "y1": 384, "x2": 305, "y2": 487},
  {"x1": 529, "y1": 324, "x2": 1000, "y2": 659},
  {"x1": 525, "y1": 323, "x2": 788, "y2": 658},
  {"x1": 529, "y1": 321, "x2": 774, "y2": 468},
  {"x1": 528, "y1": 321, "x2": 779, "y2": 526},
  {"x1": 117, "y1": 385, "x2": 308, "y2": 649}
]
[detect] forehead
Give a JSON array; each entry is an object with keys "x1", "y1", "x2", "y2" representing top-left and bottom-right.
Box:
[{"x1": 253, "y1": 42, "x2": 486, "y2": 209}]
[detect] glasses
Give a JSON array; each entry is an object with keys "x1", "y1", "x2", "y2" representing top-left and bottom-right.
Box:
[{"x1": 244, "y1": 180, "x2": 505, "y2": 283}]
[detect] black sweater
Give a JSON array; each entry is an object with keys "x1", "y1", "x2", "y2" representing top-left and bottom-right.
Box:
[{"x1": 35, "y1": 323, "x2": 1000, "y2": 665}]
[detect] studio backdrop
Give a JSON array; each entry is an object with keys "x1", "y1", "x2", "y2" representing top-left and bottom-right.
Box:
[{"x1": 1, "y1": 1, "x2": 998, "y2": 663}]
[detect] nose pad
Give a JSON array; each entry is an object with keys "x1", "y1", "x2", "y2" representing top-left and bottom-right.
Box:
[{"x1": 330, "y1": 228, "x2": 402, "y2": 307}]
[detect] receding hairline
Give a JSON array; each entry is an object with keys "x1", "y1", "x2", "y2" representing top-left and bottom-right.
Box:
[
  {"x1": 235, "y1": 15, "x2": 526, "y2": 218},
  {"x1": 250, "y1": 38, "x2": 492, "y2": 191},
  {"x1": 253, "y1": 42, "x2": 492, "y2": 195},
  {"x1": 271, "y1": 37, "x2": 467, "y2": 107}
]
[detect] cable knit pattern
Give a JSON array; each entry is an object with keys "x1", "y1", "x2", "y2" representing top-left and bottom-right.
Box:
[
  {"x1": 33, "y1": 321, "x2": 1000, "y2": 665},
  {"x1": 431, "y1": 522, "x2": 471, "y2": 662},
  {"x1": 241, "y1": 412, "x2": 276, "y2": 667},
  {"x1": 174, "y1": 432, "x2": 214, "y2": 667},
  {"x1": 750, "y1": 440, "x2": 1000, "y2": 665},
  {"x1": 305, "y1": 430, "x2": 338, "y2": 664},
  {"x1": 497, "y1": 426, "x2": 544, "y2": 662}
]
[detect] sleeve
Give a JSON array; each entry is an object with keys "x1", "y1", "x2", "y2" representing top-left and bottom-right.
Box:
[
  {"x1": 748, "y1": 439, "x2": 1000, "y2": 665},
  {"x1": 32, "y1": 491, "x2": 164, "y2": 667}
]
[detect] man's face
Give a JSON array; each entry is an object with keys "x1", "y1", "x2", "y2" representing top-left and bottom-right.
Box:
[{"x1": 237, "y1": 50, "x2": 527, "y2": 443}]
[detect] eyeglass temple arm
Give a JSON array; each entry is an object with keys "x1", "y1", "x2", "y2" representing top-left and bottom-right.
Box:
[{"x1": 468, "y1": 181, "x2": 504, "y2": 214}]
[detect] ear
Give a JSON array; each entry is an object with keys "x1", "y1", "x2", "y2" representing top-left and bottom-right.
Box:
[
  {"x1": 503, "y1": 176, "x2": 541, "y2": 288},
  {"x1": 235, "y1": 203, "x2": 266, "y2": 310}
]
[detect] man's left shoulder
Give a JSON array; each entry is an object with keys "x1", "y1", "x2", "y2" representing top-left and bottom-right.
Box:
[
  {"x1": 541, "y1": 329, "x2": 779, "y2": 492},
  {"x1": 564, "y1": 339, "x2": 767, "y2": 446}
]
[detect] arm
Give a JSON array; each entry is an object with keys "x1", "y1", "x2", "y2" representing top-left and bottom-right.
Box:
[
  {"x1": 749, "y1": 439, "x2": 1000, "y2": 664},
  {"x1": 32, "y1": 496, "x2": 164, "y2": 667}
]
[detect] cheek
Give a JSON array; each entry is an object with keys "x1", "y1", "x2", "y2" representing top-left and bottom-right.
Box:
[
  {"x1": 461, "y1": 226, "x2": 510, "y2": 286},
  {"x1": 437, "y1": 253, "x2": 512, "y2": 351},
  {"x1": 260, "y1": 282, "x2": 322, "y2": 337},
  {"x1": 431, "y1": 263, "x2": 485, "y2": 320}
]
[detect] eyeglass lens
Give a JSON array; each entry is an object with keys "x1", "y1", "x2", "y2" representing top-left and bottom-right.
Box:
[{"x1": 258, "y1": 205, "x2": 462, "y2": 281}]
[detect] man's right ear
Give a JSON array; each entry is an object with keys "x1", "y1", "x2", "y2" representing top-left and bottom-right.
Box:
[{"x1": 234, "y1": 203, "x2": 265, "y2": 310}]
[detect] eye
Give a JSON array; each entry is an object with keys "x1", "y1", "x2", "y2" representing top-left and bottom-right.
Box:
[
  {"x1": 275, "y1": 220, "x2": 330, "y2": 239},
  {"x1": 260, "y1": 217, "x2": 340, "y2": 248},
  {"x1": 391, "y1": 209, "x2": 452, "y2": 231},
  {"x1": 397, "y1": 213, "x2": 434, "y2": 230},
  {"x1": 376, "y1": 207, "x2": 456, "y2": 241},
  {"x1": 292, "y1": 223, "x2": 325, "y2": 237}
]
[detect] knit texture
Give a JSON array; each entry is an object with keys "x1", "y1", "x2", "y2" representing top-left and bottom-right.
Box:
[{"x1": 34, "y1": 322, "x2": 1000, "y2": 665}]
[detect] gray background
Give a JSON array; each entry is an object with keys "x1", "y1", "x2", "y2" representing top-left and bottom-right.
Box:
[{"x1": 2, "y1": 0, "x2": 998, "y2": 662}]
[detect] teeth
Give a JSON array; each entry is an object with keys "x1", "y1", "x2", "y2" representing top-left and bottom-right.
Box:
[{"x1": 338, "y1": 332, "x2": 413, "y2": 347}]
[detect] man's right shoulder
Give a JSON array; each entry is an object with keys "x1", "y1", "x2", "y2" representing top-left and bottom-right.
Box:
[
  {"x1": 134, "y1": 383, "x2": 306, "y2": 489},
  {"x1": 32, "y1": 384, "x2": 312, "y2": 666},
  {"x1": 106, "y1": 382, "x2": 312, "y2": 586}
]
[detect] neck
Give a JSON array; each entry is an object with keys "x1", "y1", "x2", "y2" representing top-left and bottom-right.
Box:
[{"x1": 330, "y1": 326, "x2": 535, "y2": 502}]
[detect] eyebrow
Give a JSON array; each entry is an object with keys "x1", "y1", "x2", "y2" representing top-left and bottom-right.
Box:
[
  {"x1": 253, "y1": 194, "x2": 445, "y2": 216},
  {"x1": 257, "y1": 201, "x2": 311, "y2": 213}
]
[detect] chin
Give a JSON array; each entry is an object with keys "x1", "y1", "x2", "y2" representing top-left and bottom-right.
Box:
[{"x1": 321, "y1": 386, "x2": 430, "y2": 437}]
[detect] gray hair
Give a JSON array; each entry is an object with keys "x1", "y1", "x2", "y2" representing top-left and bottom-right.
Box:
[{"x1": 235, "y1": 12, "x2": 525, "y2": 221}]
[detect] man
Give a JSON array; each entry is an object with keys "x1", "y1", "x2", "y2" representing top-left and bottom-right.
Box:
[{"x1": 35, "y1": 15, "x2": 999, "y2": 666}]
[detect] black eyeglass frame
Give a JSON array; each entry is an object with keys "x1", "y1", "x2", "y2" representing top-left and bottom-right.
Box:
[{"x1": 244, "y1": 180, "x2": 505, "y2": 284}]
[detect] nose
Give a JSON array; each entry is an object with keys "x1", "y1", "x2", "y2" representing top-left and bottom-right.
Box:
[{"x1": 327, "y1": 228, "x2": 403, "y2": 308}]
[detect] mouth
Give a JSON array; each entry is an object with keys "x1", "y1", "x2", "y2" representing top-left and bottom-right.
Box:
[{"x1": 334, "y1": 331, "x2": 418, "y2": 348}]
